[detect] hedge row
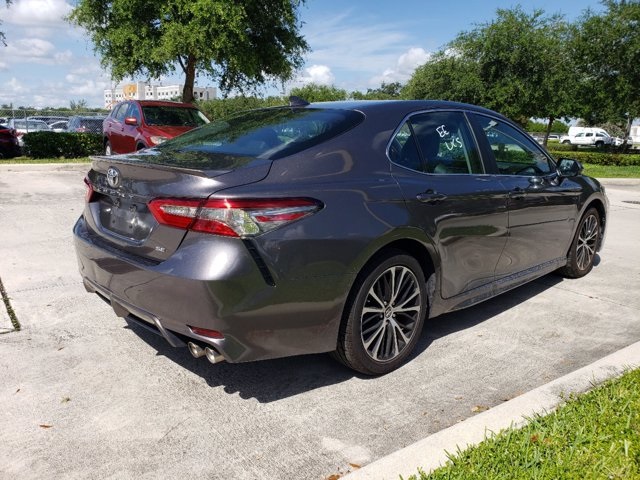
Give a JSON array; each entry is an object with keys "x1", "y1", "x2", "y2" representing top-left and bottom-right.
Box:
[
  {"x1": 548, "y1": 149, "x2": 640, "y2": 166},
  {"x1": 23, "y1": 132, "x2": 103, "y2": 159}
]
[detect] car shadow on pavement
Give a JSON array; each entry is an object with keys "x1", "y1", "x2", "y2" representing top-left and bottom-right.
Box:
[{"x1": 125, "y1": 271, "x2": 569, "y2": 403}]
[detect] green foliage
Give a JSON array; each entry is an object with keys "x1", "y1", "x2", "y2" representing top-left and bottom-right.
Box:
[
  {"x1": 548, "y1": 149, "x2": 640, "y2": 166},
  {"x1": 69, "y1": 0, "x2": 309, "y2": 102},
  {"x1": 23, "y1": 132, "x2": 103, "y2": 159},
  {"x1": 571, "y1": 1, "x2": 640, "y2": 129},
  {"x1": 405, "y1": 7, "x2": 576, "y2": 134},
  {"x1": 352, "y1": 82, "x2": 403, "y2": 100},
  {"x1": 403, "y1": 53, "x2": 484, "y2": 104},
  {"x1": 289, "y1": 84, "x2": 348, "y2": 103},
  {"x1": 527, "y1": 120, "x2": 569, "y2": 133},
  {"x1": 198, "y1": 96, "x2": 285, "y2": 120}
]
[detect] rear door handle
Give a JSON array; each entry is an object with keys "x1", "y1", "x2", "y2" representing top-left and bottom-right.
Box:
[{"x1": 416, "y1": 190, "x2": 447, "y2": 204}]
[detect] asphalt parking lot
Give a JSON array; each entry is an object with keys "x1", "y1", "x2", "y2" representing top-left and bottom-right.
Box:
[{"x1": 1, "y1": 163, "x2": 639, "y2": 479}]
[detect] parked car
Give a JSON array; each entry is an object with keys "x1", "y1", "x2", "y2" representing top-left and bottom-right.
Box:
[
  {"x1": 74, "y1": 99, "x2": 608, "y2": 375},
  {"x1": 0, "y1": 125, "x2": 21, "y2": 158},
  {"x1": 561, "y1": 127, "x2": 613, "y2": 147},
  {"x1": 27, "y1": 115, "x2": 69, "y2": 126},
  {"x1": 67, "y1": 115, "x2": 106, "y2": 134},
  {"x1": 103, "y1": 100, "x2": 209, "y2": 155},
  {"x1": 49, "y1": 120, "x2": 69, "y2": 132},
  {"x1": 6, "y1": 119, "x2": 51, "y2": 146}
]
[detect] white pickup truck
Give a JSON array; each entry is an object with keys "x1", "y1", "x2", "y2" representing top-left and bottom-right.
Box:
[{"x1": 559, "y1": 127, "x2": 613, "y2": 147}]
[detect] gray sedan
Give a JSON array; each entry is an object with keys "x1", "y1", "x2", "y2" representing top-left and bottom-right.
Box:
[{"x1": 73, "y1": 100, "x2": 607, "y2": 375}]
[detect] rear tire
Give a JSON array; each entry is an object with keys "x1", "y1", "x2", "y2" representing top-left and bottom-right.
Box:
[
  {"x1": 558, "y1": 208, "x2": 601, "y2": 278},
  {"x1": 333, "y1": 250, "x2": 427, "y2": 375}
]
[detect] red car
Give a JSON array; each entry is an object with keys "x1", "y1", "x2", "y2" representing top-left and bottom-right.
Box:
[
  {"x1": 0, "y1": 125, "x2": 21, "y2": 158},
  {"x1": 103, "y1": 100, "x2": 209, "y2": 155}
]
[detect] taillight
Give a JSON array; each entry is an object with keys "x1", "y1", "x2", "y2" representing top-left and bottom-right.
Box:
[
  {"x1": 148, "y1": 197, "x2": 322, "y2": 237},
  {"x1": 84, "y1": 176, "x2": 95, "y2": 202}
]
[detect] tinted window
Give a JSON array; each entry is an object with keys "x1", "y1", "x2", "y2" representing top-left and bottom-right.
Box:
[
  {"x1": 150, "y1": 108, "x2": 364, "y2": 169},
  {"x1": 127, "y1": 103, "x2": 141, "y2": 122},
  {"x1": 141, "y1": 106, "x2": 209, "y2": 127},
  {"x1": 476, "y1": 115, "x2": 553, "y2": 175},
  {"x1": 388, "y1": 111, "x2": 483, "y2": 174}
]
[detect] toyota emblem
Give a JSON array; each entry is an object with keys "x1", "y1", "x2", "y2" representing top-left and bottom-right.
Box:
[{"x1": 106, "y1": 166, "x2": 121, "y2": 188}]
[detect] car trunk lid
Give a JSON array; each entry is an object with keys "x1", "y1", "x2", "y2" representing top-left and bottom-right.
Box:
[{"x1": 84, "y1": 153, "x2": 271, "y2": 262}]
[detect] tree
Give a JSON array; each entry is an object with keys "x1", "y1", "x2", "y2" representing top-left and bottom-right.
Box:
[
  {"x1": 289, "y1": 84, "x2": 347, "y2": 102},
  {"x1": 402, "y1": 51, "x2": 484, "y2": 104},
  {"x1": 572, "y1": 0, "x2": 640, "y2": 148},
  {"x1": 69, "y1": 1, "x2": 309, "y2": 103},
  {"x1": 70, "y1": 99, "x2": 88, "y2": 111},
  {"x1": 404, "y1": 7, "x2": 576, "y2": 146},
  {"x1": 1, "y1": 0, "x2": 12, "y2": 46},
  {"x1": 352, "y1": 82, "x2": 403, "y2": 100}
]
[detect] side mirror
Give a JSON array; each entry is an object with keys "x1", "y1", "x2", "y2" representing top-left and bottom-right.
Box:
[
  {"x1": 124, "y1": 117, "x2": 139, "y2": 126},
  {"x1": 557, "y1": 158, "x2": 583, "y2": 177}
]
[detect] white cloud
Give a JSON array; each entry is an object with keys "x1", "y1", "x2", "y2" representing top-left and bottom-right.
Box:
[
  {"x1": 0, "y1": 61, "x2": 8, "y2": 71},
  {"x1": 3, "y1": 37, "x2": 73, "y2": 65},
  {"x1": 8, "y1": 77, "x2": 29, "y2": 94},
  {"x1": 369, "y1": 47, "x2": 431, "y2": 86},
  {"x1": 296, "y1": 65, "x2": 335, "y2": 86},
  {"x1": 4, "y1": 0, "x2": 73, "y2": 28}
]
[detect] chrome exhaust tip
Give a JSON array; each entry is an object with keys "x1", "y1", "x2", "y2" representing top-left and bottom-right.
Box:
[
  {"x1": 205, "y1": 347, "x2": 225, "y2": 364},
  {"x1": 187, "y1": 342, "x2": 206, "y2": 358}
]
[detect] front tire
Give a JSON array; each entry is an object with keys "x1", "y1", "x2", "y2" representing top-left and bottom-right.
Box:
[
  {"x1": 334, "y1": 251, "x2": 427, "y2": 375},
  {"x1": 104, "y1": 141, "x2": 112, "y2": 155},
  {"x1": 558, "y1": 208, "x2": 601, "y2": 278}
]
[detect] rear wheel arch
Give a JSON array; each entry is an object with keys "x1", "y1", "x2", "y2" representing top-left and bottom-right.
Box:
[{"x1": 332, "y1": 238, "x2": 438, "y2": 373}]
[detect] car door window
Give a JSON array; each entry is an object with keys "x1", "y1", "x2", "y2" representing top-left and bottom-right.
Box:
[
  {"x1": 114, "y1": 103, "x2": 128, "y2": 122},
  {"x1": 475, "y1": 116, "x2": 553, "y2": 176},
  {"x1": 388, "y1": 111, "x2": 483, "y2": 174}
]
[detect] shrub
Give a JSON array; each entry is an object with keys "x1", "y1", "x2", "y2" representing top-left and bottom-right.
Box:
[
  {"x1": 548, "y1": 149, "x2": 640, "y2": 166},
  {"x1": 23, "y1": 132, "x2": 103, "y2": 158}
]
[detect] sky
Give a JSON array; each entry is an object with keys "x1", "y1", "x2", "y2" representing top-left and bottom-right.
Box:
[{"x1": 0, "y1": 0, "x2": 606, "y2": 109}]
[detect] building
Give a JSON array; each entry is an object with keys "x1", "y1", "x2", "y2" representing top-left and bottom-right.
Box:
[{"x1": 104, "y1": 82, "x2": 217, "y2": 109}]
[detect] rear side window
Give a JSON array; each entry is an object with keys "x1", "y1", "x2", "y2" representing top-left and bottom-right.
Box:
[
  {"x1": 151, "y1": 107, "x2": 365, "y2": 168},
  {"x1": 388, "y1": 111, "x2": 483, "y2": 174}
]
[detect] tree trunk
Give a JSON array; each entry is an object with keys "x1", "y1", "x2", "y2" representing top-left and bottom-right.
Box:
[
  {"x1": 182, "y1": 54, "x2": 196, "y2": 104},
  {"x1": 543, "y1": 115, "x2": 554, "y2": 148},
  {"x1": 623, "y1": 114, "x2": 633, "y2": 152}
]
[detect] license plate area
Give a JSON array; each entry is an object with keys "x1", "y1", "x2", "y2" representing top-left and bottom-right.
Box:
[{"x1": 99, "y1": 197, "x2": 152, "y2": 241}]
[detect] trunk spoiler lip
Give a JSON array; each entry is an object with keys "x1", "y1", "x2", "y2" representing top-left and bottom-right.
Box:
[{"x1": 90, "y1": 153, "x2": 272, "y2": 179}]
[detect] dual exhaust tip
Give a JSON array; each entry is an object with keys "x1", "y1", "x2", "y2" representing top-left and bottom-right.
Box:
[{"x1": 188, "y1": 341, "x2": 225, "y2": 364}]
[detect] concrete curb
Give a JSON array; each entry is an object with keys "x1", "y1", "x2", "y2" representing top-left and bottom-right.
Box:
[{"x1": 345, "y1": 341, "x2": 640, "y2": 480}]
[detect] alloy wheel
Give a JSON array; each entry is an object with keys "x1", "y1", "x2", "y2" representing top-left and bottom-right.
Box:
[
  {"x1": 576, "y1": 214, "x2": 599, "y2": 271},
  {"x1": 360, "y1": 265, "x2": 421, "y2": 362}
]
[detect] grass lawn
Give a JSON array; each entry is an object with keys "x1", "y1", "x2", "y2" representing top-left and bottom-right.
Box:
[
  {"x1": 409, "y1": 368, "x2": 640, "y2": 480},
  {"x1": 582, "y1": 163, "x2": 640, "y2": 178}
]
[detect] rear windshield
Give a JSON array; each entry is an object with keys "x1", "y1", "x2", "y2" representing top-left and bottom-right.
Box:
[
  {"x1": 142, "y1": 106, "x2": 209, "y2": 127},
  {"x1": 148, "y1": 107, "x2": 364, "y2": 169}
]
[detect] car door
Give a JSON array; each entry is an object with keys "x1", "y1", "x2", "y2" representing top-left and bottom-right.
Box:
[
  {"x1": 106, "y1": 103, "x2": 129, "y2": 154},
  {"x1": 121, "y1": 102, "x2": 142, "y2": 152},
  {"x1": 389, "y1": 110, "x2": 509, "y2": 299},
  {"x1": 471, "y1": 114, "x2": 581, "y2": 279}
]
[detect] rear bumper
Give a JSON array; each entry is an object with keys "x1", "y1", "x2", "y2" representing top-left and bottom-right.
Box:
[{"x1": 73, "y1": 215, "x2": 350, "y2": 363}]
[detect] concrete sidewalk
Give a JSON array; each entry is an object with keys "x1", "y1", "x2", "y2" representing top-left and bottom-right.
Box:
[{"x1": 345, "y1": 340, "x2": 640, "y2": 479}]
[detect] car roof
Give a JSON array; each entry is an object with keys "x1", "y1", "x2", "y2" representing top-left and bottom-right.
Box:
[{"x1": 306, "y1": 99, "x2": 506, "y2": 119}]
